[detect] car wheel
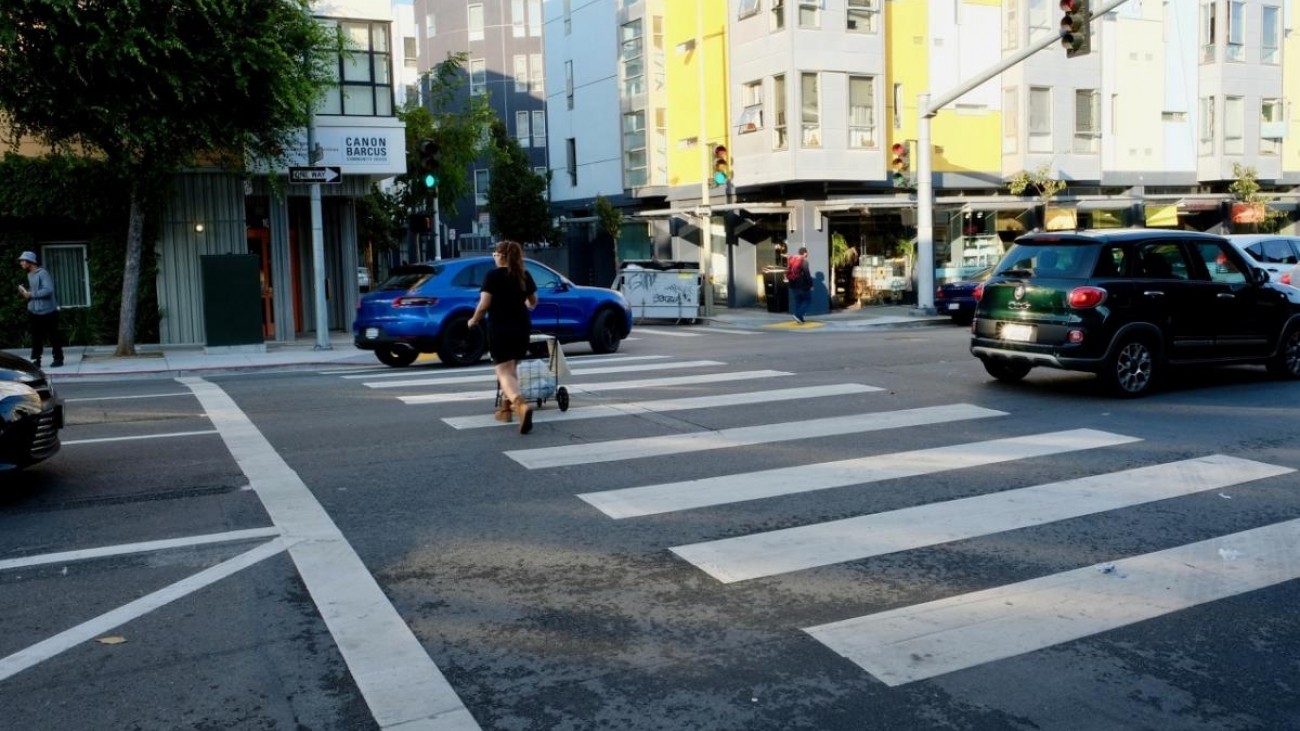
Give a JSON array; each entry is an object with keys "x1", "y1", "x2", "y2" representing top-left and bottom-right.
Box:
[
  {"x1": 376, "y1": 345, "x2": 418, "y2": 368},
  {"x1": 437, "y1": 316, "x2": 487, "y2": 366},
  {"x1": 588, "y1": 310, "x2": 622, "y2": 354},
  {"x1": 1103, "y1": 335, "x2": 1157, "y2": 397},
  {"x1": 981, "y1": 358, "x2": 1032, "y2": 383},
  {"x1": 1266, "y1": 326, "x2": 1300, "y2": 379}
]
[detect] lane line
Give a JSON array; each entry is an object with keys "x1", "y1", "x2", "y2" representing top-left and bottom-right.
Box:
[
  {"x1": 508, "y1": 404, "x2": 1007, "y2": 470},
  {"x1": 0, "y1": 527, "x2": 282, "y2": 572},
  {"x1": 399, "y1": 370, "x2": 793, "y2": 405},
  {"x1": 703, "y1": 327, "x2": 761, "y2": 336},
  {"x1": 367, "y1": 360, "x2": 726, "y2": 390},
  {"x1": 806, "y1": 515, "x2": 1300, "y2": 687},
  {"x1": 634, "y1": 328, "x2": 702, "y2": 337},
  {"x1": 579, "y1": 429, "x2": 1140, "y2": 519},
  {"x1": 182, "y1": 378, "x2": 478, "y2": 730},
  {"x1": 63, "y1": 430, "x2": 218, "y2": 446},
  {"x1": 672, "y1": 455, "x2": 1293, "y2": 583},
  {"x1": 63, "y1": 392, "x2": 192, "y2": 403},
  {"x1": 343, "y1": 354, "x2": 668, "y2": 380},
  {"x1": 0, "y1": 539, "x2": 287, "y2": 682},
  {"x1": 442, "y1": 384, "x2": 882, "y2": 430}
]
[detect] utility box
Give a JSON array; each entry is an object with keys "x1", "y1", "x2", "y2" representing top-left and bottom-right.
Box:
[
  {"x1": 200, "y1": 254, "x2": 266, "y2": 350},
  {"x1": 615, "y1": 261, "x2": 701, "y2": 322}
]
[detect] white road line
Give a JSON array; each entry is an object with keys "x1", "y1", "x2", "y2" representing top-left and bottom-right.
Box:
[
  {"x1": 343, "y1": 354, "x2": 668, "y2": 380},
  {"x1": 399, "y1": 370, "x2": 793, "y2": 405},
  {"x1": 367, "y1": 360, "x2": 725, "y2": 390},
  {"x1": 672, "y1": 455, "x2": 1293, "y2": 583},
  {"x1": 182, "y1": 378, "x2": 478, "y2": 730},
  {"x1": 511, "y1": 404, "x2": 1007, "y2": 470},
  {"x1": 634, "y1": 328, "x2": 702, "y2": 337},
  {"x1": 703, "y1": 327, "x2": 761, "y2": 336},
  {"x1": 63, "y1": 430, "x2": 218, "y2": 446},
  {"x1": 0, "y1": 527, "x2": 282, "y2": 572},
  {"x1": 442, "y1": 384, "x2": 882, "y2": 430},
  {"x1": 63, "y1": 392, "x2": 191, "y2": 403},
  {"x1": 0, "y1": 538, "x2": 287, "y2": 683},
  {"x1": 806, "y1": 514, "x2": 1300, "y2": 687},
  {"x1": 579, "y1": 429, "x2": 1139, "y2": 519}
]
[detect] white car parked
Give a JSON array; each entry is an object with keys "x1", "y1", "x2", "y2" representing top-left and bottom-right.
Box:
[{"x1": 1225, "y1": 234, "x2": 1300, "y2": 287}]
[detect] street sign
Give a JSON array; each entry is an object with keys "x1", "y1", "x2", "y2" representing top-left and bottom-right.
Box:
[{"x1": 288, "y1": 166, "x2": 342, "y2": 184}]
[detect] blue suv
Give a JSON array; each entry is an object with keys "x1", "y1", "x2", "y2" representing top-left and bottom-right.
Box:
[{"x1": 353, "y1": 256, "x2": 634, "y2": 367}]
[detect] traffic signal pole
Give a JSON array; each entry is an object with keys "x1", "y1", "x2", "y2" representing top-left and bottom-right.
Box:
[
  {"x1": 307, "y1": 116, "x2": 331, "y2": 350},
  {"x1": 913, "y1": 0, "x2": 1127, "y2": 314}
]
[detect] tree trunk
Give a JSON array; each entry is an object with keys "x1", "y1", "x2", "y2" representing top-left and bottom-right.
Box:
[{"x1": 114, "y1": 193, "x2": 146, "y2": 356}]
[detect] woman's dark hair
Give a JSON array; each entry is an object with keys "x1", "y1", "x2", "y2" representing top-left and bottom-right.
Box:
[{"x1": 495, "y1": 240, "x2": 527, "y2": 291}]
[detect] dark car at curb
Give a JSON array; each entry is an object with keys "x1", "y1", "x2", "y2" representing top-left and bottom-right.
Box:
[
  {"x1": 935, "y1": 266, "x2": 994, "y2": 324},
  {"x1": 969, "y1": 229, "x2": 1300, "y2": 397},
  {"x1": 353, "y1": 256, "x2": 634, "y2": 367},
  {"x1": 0, "y1": 351, "x2": 63, "y2": 470}
]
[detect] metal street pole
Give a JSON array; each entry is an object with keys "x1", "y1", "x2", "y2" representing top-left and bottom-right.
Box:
[
  {"x1": 307, "y1": 117, "x2": 331, "y2": 350},
  {"x1": 697, "y1": 1, "x2": 713, "y2": 318},
  {"x1": 432, "y1": 195, "x2": 442, "y2": 261}
]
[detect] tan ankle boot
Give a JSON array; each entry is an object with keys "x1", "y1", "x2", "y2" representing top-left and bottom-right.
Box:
[
  {"x1": 515, "y1": 399, "x2": 533, "y2": 434},
  {"x1": 495, "y1": 397, "x2": 514, "y2": 422}
]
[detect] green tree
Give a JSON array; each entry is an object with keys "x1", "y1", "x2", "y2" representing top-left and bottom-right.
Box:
[
  {"x1": 1229, "y1": 163, "x2": 1287, "y2": 233},
  {"x1": 594, "y1": 194, "x2": 624, "y2": 269},
  {"x1": 1008, "y1": 165, "x2": 1067, "y2": 202},
  {"x1": 0, "y1": 0, "x2": 336, "y2": 354},
  {"x1": 355, "y1": 184, "x2": 404, "y2": 274},
  {"x1": 484, "y1": 120, "x2": 555, "y2": 244}
]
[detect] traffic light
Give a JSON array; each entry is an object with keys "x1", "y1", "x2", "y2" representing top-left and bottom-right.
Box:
[
  {"x1": 890, "y1": 141, "x2": 910, "y2": 187},
  {"x1": 418, "y1": 138, "x2": 440, "y2": 192},
  {"x1": 408, "y1": 213, "x2": 433, "y2": 234},
  {"x1": 711, "y1": 144, "x2": 731, "y2": 187},
  {"x1": 1060, "y1": 0, "x2": 1091, "y2": 58}
]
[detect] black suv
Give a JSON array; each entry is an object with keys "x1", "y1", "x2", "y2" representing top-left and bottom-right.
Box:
[{"x1": 970, "y1": 229, "x2": 1300, "y2": 396}]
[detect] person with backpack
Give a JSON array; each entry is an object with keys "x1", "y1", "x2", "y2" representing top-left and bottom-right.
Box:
[{"x1": 785, "y1": 245, "x2": 814, "y2": 324}]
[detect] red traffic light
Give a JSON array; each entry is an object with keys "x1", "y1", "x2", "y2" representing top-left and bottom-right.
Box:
[
  {"x1": 890, "y1": 142, "x2": 907, "y2": 157},
  {"x1": 1060, "y1": 0, "x2": 1077, "y2": 9}
]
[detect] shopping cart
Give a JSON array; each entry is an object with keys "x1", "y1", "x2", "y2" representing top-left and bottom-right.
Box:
[{"x1": 497, "y1": 333, "x2": 570, "y2": 412}]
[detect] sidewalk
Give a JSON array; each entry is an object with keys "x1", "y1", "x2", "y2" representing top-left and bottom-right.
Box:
[{"x1": 12, "y1": 304, "x2": 951, "y2": 380}]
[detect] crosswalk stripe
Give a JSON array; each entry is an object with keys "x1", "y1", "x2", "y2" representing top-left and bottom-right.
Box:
[
  {"x1": 510, "y1": 404, "x2": 1007, "y2": 470},
  {"x1": 442, "y1": 383, "x2": 882, "y2": 429},
  {"x1": 342, "y1": 354, "x2": 669, "y2": 380},
  {"x1": 398, "y1": 370, "x2": 793, "y2": 405},
  {"x1": 634, "y1": 328, "x2": 702, "y2": 337},
  {"x1": 805, "y1": 512, "x2": 1300, "y2": 687},
  {"x1": 671, "y1": 455, "x2": 1291, "y2": 584},
  {"x1": 579, "y1": 429, "x2": 1139, "y2": 519},
  {"x1": 366, "y1": 360, "x2": 725, "y2": 389}
]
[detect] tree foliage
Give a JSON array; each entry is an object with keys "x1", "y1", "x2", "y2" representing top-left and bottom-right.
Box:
[
  {"x1": 1229, "y1": 163, "x2": 1287, "y2": 234},
  {"x1": 0, "y1": 0, "x2": 336, "y2": 353},
  {"x1": 484, "y1": 120, "x2": 555, "y2": 245},
  {"x1": 1008, "y1": 165, "x2": 1067, "y2": 201}
]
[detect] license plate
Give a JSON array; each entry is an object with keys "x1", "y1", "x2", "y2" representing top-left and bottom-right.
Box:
[
  {"x1": 1001, "y1": 324, "x2": 1034, "y2": 342},
  {"x1": 365, "y1": 328, "x2": 379, "y2": 339},
  {"x1": 947, "y1": 303, "x2": 960, "y2": 311}
]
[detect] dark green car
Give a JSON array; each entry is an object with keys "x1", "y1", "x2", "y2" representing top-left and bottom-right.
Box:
[{"x1": 970, "y1": 229, "x2": 1300, "y2": 397}]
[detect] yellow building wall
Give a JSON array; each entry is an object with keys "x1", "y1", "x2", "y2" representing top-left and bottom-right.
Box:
[{"x1": 663, "y1": 0, "x2": 728, "y2": 190}]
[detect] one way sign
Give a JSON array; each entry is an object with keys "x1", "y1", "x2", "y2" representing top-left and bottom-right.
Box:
[{"x1": 289, "y1": 166, "x2": 342, "y2": 184}]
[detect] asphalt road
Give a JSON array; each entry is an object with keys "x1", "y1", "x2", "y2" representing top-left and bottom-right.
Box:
[{"x1": 2, "y1": 323, "x2": 1299, "y2": 730}]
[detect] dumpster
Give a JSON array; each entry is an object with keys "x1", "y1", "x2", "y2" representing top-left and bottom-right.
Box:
[
  {"x1": 762, "y1": 266, "x2": 789, "y2": 313},
  {"x1": 616, "y1": 261, "x2": 702, "y2": 322}
]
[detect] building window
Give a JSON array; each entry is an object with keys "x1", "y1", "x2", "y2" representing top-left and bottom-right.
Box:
[
  {"x1": 1262, "y1": 5, "x2": 1281, "y2": 64},
  {"x1": 623, "y1": 111, "x2": 648, "y2": 187},
  {"x1": 563, "y1": 0, "x2": 571, "y2": 34},
  {"x1": 566, "y1": 138, "x2": 577, "y2": 186},
  {"x1": 469, "y1": 58, "x2": 487, "y2": 95},
  {"x1": 42, "y1": 244, "x2": 90, "y2": 308},
  {"x1": 1028, "y1": 87, "x2": 1051, "y2": 153},
  {"x1": 1198, "y1": 96, "x2": 1214, "y2": 155},
  {"x1": 403, "y1": 37, "x2": 417, "y2": 67},
  {"x1": 534, "y1": 166, "x2": 548, "y2": 178},
  {"x1": 800, "y1": 72, "x2": 820, "y2": 147},
  {"x1": 739, "y1": 81, "x2": 763, "y2": 134},
  {"x1": 425, "y1": 12, "x2": 436, "y2": 38},
  {"x1": 514, "y1": 55, "x2": 529, "y2": 93},
  {"x1": 529, "y1": 53, "x2": 544, "y2": 93},
  {"x1": 529, "y1": 0, "x2": 542, "y2": 36},
  {"x1": 531, "y1": 110, "x2": 546, "y2": 147},
  {"x1": 621, "y1": 20, "x2": 645, "y2": 97},
  {"x1": 1027, "y1": 0, "x2": 1052, "y2": 41},
  {"x1": 513, "y1": 0, "x2": 526, "y2": 37},
  {"x1": 1200, "y1": 1, "x2": 1216, "y2": 63},
  {"x1": 516, "y1": 111, "x2": 531, "y2": 145},
  {"x1": 798, "y1": 0, "x2": 820, "y2": 28},
  {"x1": 1226, "y1": 1, "x2": 1244, "y2": 61},
  {"x1": 474, "y1": 168, "x2": 490, "y2": 206},
  {"x1": 892, "y1": 82, "x2": 903, "y2": 129},
  {"x1": 1003, "y1": 86, "x2": 1018, "y2": 154},
  {"x1": 468, "y1": 4, "x2": 485, "y2": 41},
  {"x1": 847, "y1": 0, "x2": 879, "y2": 33},
  {"x1": 771, "y1": 0, "x2": 785, "y2": 30},
  {"x1": 1004, "y1": 0, "x2": 1019, "y2": 51},
  {"x1": 1261, "y1": 98, "x2": 1283, "y2": 155},
  {"x1": 848, "y1": 75, "x2": 876, "y2": 148},
  {"x1": 1074, "y1": 89, "x2": 1099, "y2": 153},
  {"x1": 739, "y1": 0, "x2": 761, "y2": 20},
  {"x1": 565, "y1": 61, "x2": 574, "y2": 109},
  {"x1": 773, "y1": 74, "x2": 787, "y2": 149},
  {"x1": 315, "y1": 20, "x2": 394, "y2": 117},
  {"x1": 1224, "y1": 96, "x2": 1243, "y2": 154}
]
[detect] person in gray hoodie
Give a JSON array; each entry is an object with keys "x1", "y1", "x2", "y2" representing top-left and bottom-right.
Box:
[{"x1": 17, "y1": 251, "x2": 63, "y2": 368}]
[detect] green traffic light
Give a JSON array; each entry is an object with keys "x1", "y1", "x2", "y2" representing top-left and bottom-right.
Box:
[
  {"x1": 423, "y1": 173, "x2": 438, "y2": 189},
  {"x1": 713, "y1": 171, "x2": 728, "y2": 185}
]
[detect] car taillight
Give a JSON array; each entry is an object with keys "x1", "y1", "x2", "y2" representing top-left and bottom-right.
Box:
[
  {"x1": 935, "y1": 287, "x2": 946, "y2": 299},
  {"x1": 1068, "y1": 286, "x2": 1107, "y2": 308},
  {"x1": 972, "y1": 283, "x2": 985, "y2": 301},
  {"x1": 1283, "y1": 272, "x2": 1293, "y2": 286},
  {"x1": 392, "y1": 296, "x2": 438, "y2": 308}
]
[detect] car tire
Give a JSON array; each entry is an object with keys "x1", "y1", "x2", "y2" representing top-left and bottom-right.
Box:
[
  {"x1": 981, "y1": 358, "x2": 1031, "y2": 383},
  {"x1": 1102, "y1": 334, "x2": 1158, "y2": 397},
  {"x1": 376, "y1": 345, "x2": 418, "y2": 368},
  {"x1": 588, "y1": 309, "x2": 622, "y2": 354},
  {"x1": 437, "y1": 316, "x2": 487, "y2": 367},
  {"x1": 1265, "y1": 326, "x2": 1300, "y2": 379}
]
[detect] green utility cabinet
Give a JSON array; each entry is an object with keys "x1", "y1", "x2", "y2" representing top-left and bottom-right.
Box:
[{"x1": 201, "y1": 255, "x2": 265, "y2": 347}]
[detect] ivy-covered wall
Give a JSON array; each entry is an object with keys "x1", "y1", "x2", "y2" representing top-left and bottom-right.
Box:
[{"x1": 0, "y1": 153, "x2": 160, "y2": 348}]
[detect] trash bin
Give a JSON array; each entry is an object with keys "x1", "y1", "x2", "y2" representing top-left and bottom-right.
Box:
[
  {"x1": 615, "y1": 261, "x2": 702, "y2": 322},
  {"x1": 762, "y1": 267, "x2": 789, "y2": 313}
]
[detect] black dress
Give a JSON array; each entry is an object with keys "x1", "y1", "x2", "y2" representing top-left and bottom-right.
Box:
[{"x1": 481, "y1": 267, "x2": 537, "y2": 363}]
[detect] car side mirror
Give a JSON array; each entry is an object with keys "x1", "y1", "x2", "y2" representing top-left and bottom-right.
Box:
[
  {"x1": 1251, "y1": 267, "x2": 1270, "y2": 286},
  {"x1": 554, "y1": 281, "x2": 570, "y2": 292}
]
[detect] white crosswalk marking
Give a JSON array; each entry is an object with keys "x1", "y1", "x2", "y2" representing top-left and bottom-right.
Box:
[
  {"x1": 806, "y1": 513, "x2": 1300, "y2": 686},
  {"x1": 343, "y1": 354, "x2": 669, "y2": 380},
  {"x1": 442, "y1": 384, "x2": 882, "y2": 429},
  {"x1": 512, "y1": 404, "x2": 1006, "y2": 470},
  {"x1": 366, "y1": 360, "x2": 725, "y2": 389},
  {"x1": 579, "y1": 429, "x2": 1139, "y2": 519},
  {"x1": 671, "y1": 455, "x2": 1292, "y2": 583},
  {"x1": 398, "y1": 370, "x2": 792, "y2": 405}
]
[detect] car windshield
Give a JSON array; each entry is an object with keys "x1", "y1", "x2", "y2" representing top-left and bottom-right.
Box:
[
  {"x1": 377, "y1": 264, "x2": 444, "y2": 292},
  {"x1": 996, "y1": 243, "x2": 1093, "y2": 279}
]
